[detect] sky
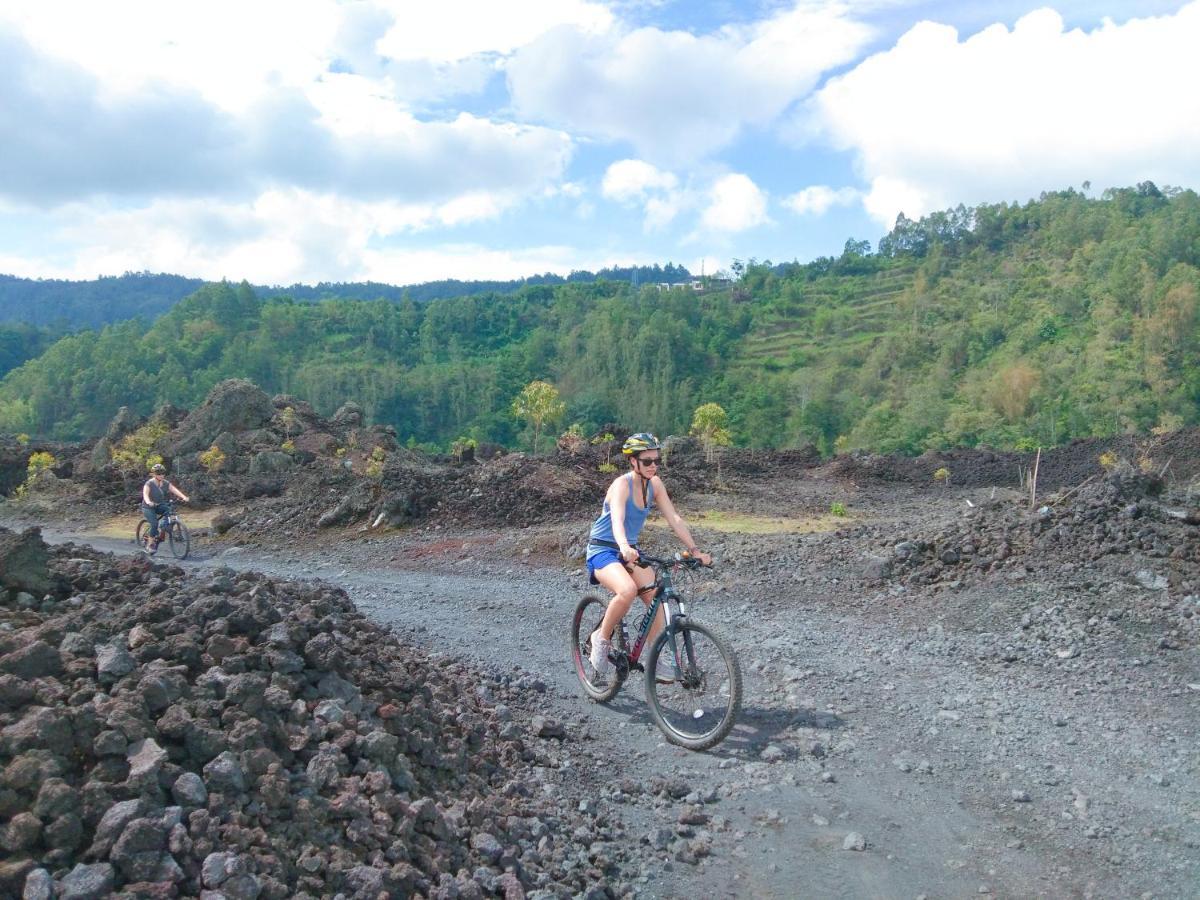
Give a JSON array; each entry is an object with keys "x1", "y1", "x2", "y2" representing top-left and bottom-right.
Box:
[{"x1": 1, "y1": 0, "x2": 1197, "y2": 286}]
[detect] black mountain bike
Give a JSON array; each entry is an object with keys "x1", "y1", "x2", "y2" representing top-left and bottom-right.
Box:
[
  {"x1": 570, "y1": 552, "x2": 742, "y2": 750},
  {"x1": 134, "y1": 501, "x2": 190, "y2": 559}
]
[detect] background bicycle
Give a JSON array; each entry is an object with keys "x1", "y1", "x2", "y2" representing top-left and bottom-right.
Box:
[
  {"x1": 134, "y1": 500, "x2": 190, "y2": 559},
  {"x1": 570, "y1": 551, "x2": 742, "y2": 750}
]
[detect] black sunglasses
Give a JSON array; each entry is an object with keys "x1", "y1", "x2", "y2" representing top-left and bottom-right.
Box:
[{"x1": 638, "y1": 456, "x2": 661, "y2": 465}]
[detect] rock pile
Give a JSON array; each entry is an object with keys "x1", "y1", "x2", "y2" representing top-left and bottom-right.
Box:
[
  {"x1": 867, "y1": 466, "x2": 1199, "y2": 649},
  {"x1": 0, "y1": 527, "x2": 629, "y2": 899}
]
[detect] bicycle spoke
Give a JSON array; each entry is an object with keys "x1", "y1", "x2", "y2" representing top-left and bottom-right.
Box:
[{"x1": 647, "y1": 621, "x2": 741, "y2": 750}]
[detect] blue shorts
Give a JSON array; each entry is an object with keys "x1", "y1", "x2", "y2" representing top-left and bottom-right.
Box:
[{"x1": 586, "y1": 546, "x2": 637, "y2": 585}]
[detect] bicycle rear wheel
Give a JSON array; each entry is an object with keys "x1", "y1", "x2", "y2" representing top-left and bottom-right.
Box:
[
  {"x1": 167, "y1": 520, "x2": 190, "y2": 559},
  {"x1": 646, "y1": 620, "x2": 742, "y2": 750},
  {"x1": 570, "y1": 594, "x2": 626, "y2": 702}
]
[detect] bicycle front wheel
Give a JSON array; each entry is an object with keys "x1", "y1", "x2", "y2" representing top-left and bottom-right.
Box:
[
  {"x1": 570, "y1": 595, "x2": 626, "y2": 703},
  {"x1": 646, "y1": 620, "x2": 742, "y2": 751},
  {"x1": 167, "y1": 520, "x2": 190, "y2": 559},
  {"x1": 135, "y1": 519, "x2": 149, "y2": 547}
]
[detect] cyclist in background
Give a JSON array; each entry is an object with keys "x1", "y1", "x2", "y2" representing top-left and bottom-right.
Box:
[
  {"x1": 142, "y1": 463, "x2": 189, "y2": 554},
  {"x1": 586, "y1": 432, "x2": 710, "y2": 676}
]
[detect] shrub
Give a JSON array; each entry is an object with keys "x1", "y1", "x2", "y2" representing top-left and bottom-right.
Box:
[
  {"x1": 365, "y1": 458, "x2": 384, "y2": 479},
  {"x1": 15, "y1": 433, "x2": 29, "y2": 446},
  {"x1": 14, "y1": 451, "x2": 56, "y2": 499},
  {"x1": 335, "y1": 447, "x2": 347, "y2": 459},
  {"x1": 279, "y1": 406, "x2": 298, "y2": 439},
  {"x1": 198, "y1": 445, "x2": 227, "y2": 473},
  {"x1": 1152, "y1": 412, "x2": 1184, "y2": 436},
  {"x1": 281, "y1": 439, "x2": 296, "y2": 453},
  {"x1": 933, "y1": 467, "x2": 951, "y2": 485},
  {"x1": 557, "y1": 424, "x2": 586, "y2": 456},
  {"x1": 1098, "y1": 451, "x2": 1118, "y2": 470},
  {"x1": 830, "y1": 501, "x2": 847, "y2": 517},
  {"x1": 371, "y1": 446, "x2": 386, "y2": 462},
  {"x1": 451, "y1": 436, "x2": 477, "y2": 461},
  {"x1": 27, "y1": 451, "x2": 55, "y2": 479},
  {"x1": 111, "y1": 421, "x2": 170, "y2": 474},
  {"x1": 598, "y1": 462, "x2": 617, "y2": 474}
]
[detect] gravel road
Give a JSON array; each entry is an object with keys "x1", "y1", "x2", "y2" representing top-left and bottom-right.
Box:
[{"x1": 28, "y1": 518, "x2": 1196, "y2": 900}]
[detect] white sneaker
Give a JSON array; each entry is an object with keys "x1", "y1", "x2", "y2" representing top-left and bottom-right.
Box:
[
  {"x1": 588, "y1": 629, "x2": 612, "y2": 676},
  {"x1": 655, "y1": 654, "x2": 679, "y2": 684}
]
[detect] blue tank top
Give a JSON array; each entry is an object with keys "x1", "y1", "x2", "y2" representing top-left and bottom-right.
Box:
[{"x1": 587, "y1": 473, "x2": 654, "y2": 560}]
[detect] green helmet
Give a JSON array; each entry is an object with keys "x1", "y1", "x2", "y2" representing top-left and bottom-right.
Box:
[{"x1": 622, "y1": 432, "x2": 661, "y2": 456}]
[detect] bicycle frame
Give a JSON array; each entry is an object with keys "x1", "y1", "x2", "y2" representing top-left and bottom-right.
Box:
[{"x1": 623, "y1": 555, "x2": 694, "y2": 678}]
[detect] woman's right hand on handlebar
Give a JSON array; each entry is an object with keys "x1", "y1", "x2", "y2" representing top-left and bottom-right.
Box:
[{"x1": 619, "y1": 543, "x2": 639, "y2": 563}]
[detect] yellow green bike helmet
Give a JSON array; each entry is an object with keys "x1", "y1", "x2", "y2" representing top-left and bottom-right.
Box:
[{"x1": 622, "y1": 432, "x2": 661, "y2": 456}]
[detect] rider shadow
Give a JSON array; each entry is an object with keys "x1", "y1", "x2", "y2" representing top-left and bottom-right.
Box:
[
  {"x1": 597, "y1": 689, "x2": 845, "y2": 760},
  {"x1": 714, "y1": 704, "x2": 846, "y2": 759}
]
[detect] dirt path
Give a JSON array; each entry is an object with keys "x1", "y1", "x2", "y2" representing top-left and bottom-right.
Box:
[{"x1": 25, "y1": 520, "x2": 1194, "y2": 900}]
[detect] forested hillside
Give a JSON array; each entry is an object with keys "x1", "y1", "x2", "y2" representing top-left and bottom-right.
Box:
[
  {"x1": 1, "y1": 185, "x2": 1196, "y2": 454},
  {"x1": 0, "y1": 264, "x2": 691, "y2": 330}
]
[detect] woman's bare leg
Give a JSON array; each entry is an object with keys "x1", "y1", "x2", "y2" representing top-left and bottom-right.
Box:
[{"x1": 594, "y1": 562, "x2": 640, "y2": 640}]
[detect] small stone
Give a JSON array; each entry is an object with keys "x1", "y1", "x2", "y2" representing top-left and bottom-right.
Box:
[
  {"x1": 531, "y1": 715, "x2": 565, "y2": 739},
  {"x1": 470, "y1": 832, "x2": 504, "y2": 863},
  {"x1": 127, "y1": 738, "x2": 168, "y2": 780},
  {"x1": 1011, "y1": 789, "x2": 1031, "y2": 803},
  {"x1": 57, "y1": 863, "x2": 115, "y2": 900},
  {"x1": 22, "y1": 867, "x2": 53, "y2": 900},
  {"x1": 172, "y1": 772, "x2": 208, "y2": 807},
  {"x1": 760, "y1": 744, "x2": 785, "y2": 763},
  {"x1": 203, "y1": 751, "x2": 246, "y2": 794},
  {"x1": 96, "y1": 644, "x2": 135, "y2": 682},
  {"x1": 1, "y1": 812, "x2": 42, "y2": 853},
  {"x1": 842, "y1": 832, "x2": 866, "y2": 851}
]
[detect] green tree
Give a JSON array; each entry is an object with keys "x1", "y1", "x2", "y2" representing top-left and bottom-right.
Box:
[
  {"x1": 511, "y1": 380, "x2": 566, "y2": 454},
  {"x1": 690, "y1": 402, "x2": 732, "y2": 463}
]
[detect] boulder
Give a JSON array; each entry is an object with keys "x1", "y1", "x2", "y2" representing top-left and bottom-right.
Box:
[
  {"x1": 105, "y1": 406, "x2": 141, "y2": 443},
  {"x1": 89, "y1": 437, "x2": 113, "y2": 470},
  {"x1": 167, "y1": 380, "x2": 275, "y2": 455},
  {"x1": 317, "y1": 482, "x2": 375, "y2": 528},
  {"x1": 211, "y1": 513, "x2": 240, "y2": 535},
  {"x1": 0, "y1": 527, "x2": 54, "y2": 596},
  {"x1": 248, "y1": 451, "x2": 293, "y2": 476},
  {"x1": 331, "y1": 402, "x2": 364, "y2": 427},
  {"x1": 294, "y1": 432, "x2": 337, "y2": 456}
]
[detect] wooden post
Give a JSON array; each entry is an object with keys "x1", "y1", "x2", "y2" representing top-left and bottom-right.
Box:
[{"x1": 1029, "y1": 448, "x2": 1041, "y2": 509}]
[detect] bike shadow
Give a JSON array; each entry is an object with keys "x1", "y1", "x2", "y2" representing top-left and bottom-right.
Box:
[
  {"x1": 598, "y1": 691, "x2": 845, "y2": 760},
  {"x1": 716, "y1": 704, "x2": 846, "y2": 759}
]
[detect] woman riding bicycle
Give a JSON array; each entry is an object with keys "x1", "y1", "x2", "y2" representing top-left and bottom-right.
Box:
[
  {"x1": 587, "y1": 433, "x2": 710, "y2": 676},
  {"x1": 142, "y1": 463, "x2": 189, "y2": 555}
]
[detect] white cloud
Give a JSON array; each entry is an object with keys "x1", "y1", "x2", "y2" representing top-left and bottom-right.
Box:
[
  {"x1": 507, "y1": 3, "x2": 874, "y2": 162},
  {"x1": 700, "y1": 174, "x2": 769, "y2": 233},
  {"x1": 0, "y1": 26, "x2": 574, "y2": 208},
  {"x1": 809, "y1": 3, "x2": 1200, "y2": 226},
  {"x1": 25, "y1": 187, "x2": 551, "y2": 284},
  {"x1": 784, "y1": 185, "x2": 860, "y2": 216},
  {"x1": 601, "y1": 160, "x2": 679, "y2": 202},
  {"x1": 0, "y1": 1, "x2": 337, "y2": 114},
  {"x1": 376, "y1": 0, "x2": 613, "y2": 63}
]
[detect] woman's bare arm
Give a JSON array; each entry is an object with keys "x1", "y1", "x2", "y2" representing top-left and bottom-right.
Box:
[{"x1": 652, "y1": 478, "x2": 711, "y2": 565}]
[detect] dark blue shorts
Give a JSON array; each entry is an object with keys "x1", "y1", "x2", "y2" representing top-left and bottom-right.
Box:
[{"x1": 587, "y1": 547, "x2": 634, "y2": 585}]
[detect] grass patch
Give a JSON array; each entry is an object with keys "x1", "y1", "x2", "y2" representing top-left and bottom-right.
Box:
[{"x1": 648, "y1": 509, "x2": 852, "y2": 535}]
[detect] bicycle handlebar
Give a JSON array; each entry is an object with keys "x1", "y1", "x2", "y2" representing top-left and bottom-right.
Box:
[{"x1": 635, "y1": 551, "x2": 712, "y2": 570}]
